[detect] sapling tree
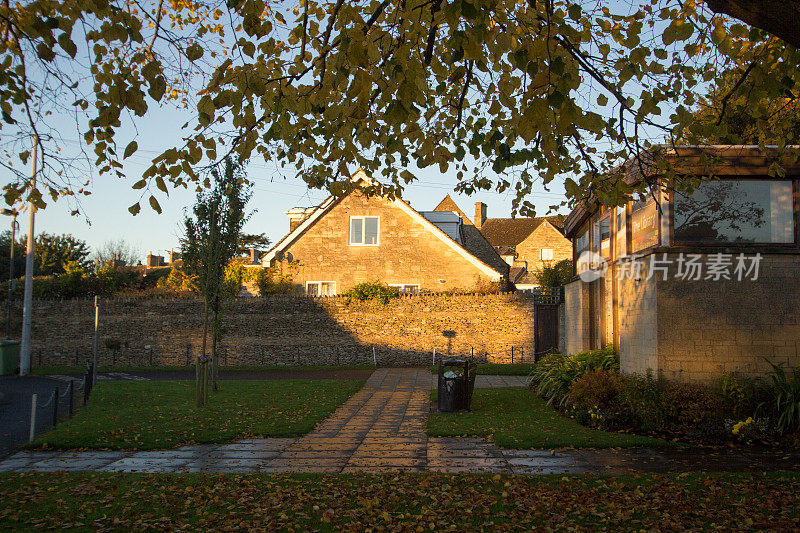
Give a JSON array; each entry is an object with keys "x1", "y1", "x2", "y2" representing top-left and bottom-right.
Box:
[{"x1": 181, "y1": 156, "x2": 252, "y2": 393}]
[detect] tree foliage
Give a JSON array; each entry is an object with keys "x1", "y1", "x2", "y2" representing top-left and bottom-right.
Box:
[
  {"x1": 2, "y1": 0, "x2": 799, "y2": 215},
  {"x1": 31, "y1": 232, "x2": 92, "y2": 276},
  {"x1": 92, "y1": 239, "x2": 141, "y2": 267},
  {"x1": 181, "y1": 156, "x2": 252, "y2": 387}
]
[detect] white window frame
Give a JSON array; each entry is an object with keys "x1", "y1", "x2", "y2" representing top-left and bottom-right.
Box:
[
  {"x1": 305, "y1": 281, "x2": 337, "y2": 297},
  {"x1": 540, "y1": 248, "x2": 554, "y2": 261},
  {"x1": 389, "y1": 283, "x2": 420, "y2": 294},
  {"x1": 349, "y1": 216, "x2": 380, "y2": 246}
]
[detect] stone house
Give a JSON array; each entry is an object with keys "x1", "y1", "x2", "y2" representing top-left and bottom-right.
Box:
[
  {"x1": 434, "y1": 196, "x2": 571, "y2": 291},
  {"x1": 260, "y1": 171, "x2": 509, "y2": 295},
  {"x1": 561, "y1": 145, "x2": 800, "y2": 382}
]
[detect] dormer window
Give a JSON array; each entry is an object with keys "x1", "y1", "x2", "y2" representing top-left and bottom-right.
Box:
[{"x1": 350, "y1": 216, "x2": 379, "y2": 245}]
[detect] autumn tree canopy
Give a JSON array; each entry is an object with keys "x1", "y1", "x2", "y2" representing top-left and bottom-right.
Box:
[{"x1": 1, "y1": 0, "x2": 798, "y2": 215}]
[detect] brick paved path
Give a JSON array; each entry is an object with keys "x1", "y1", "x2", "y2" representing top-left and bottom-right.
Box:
[{"x1": 3, "y1": 368, "x2": 797, "y2": 474}]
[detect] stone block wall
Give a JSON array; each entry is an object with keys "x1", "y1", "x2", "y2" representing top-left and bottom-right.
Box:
[
  {"x1": 562, "y1": 280, "x2": 590, "y2": 356},
  {"x1": 654, "y1": 252, "x2": 800, "y2": 382},
  {"x1": 277, "y1": 191, "x2": 502, "y2": 294},
  {"x1": 13, "y1": 293, "x2": 538, "y2": 368},
  {"x1": 514, "y1": 222, "x2": 572, "y2": 273}
]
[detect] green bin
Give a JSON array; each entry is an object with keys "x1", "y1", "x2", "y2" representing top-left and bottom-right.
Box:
[{"x1": 0, "y1": 340, "x2": 20, "y2": 375}]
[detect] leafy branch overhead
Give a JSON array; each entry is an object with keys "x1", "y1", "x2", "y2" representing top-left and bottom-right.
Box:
[{"x1": 1, "y1": 0, "x2": 798, "y2": 215}]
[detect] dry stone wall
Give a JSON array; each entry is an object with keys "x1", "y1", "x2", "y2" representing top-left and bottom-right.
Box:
[{"x1": 15, "y1": 293, "x2": 538, "y2": 367}]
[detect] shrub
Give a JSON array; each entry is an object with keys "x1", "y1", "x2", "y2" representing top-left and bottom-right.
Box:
[
  {"x1": 533, "y1": 259, "x2": 573, "y2": 288},
  {"x1": 568, "y1": 369, "x2": 623, "y2": 412},
  {"x1": 529, "y1": 345, "x2": 618, "y2": 406},
  {"x1": 716, "y1": 373, "x2": 760, "y2": 419},
  {"x1": 761, "y1": 360, "x2": 800, "y2": 434},
  {"x1": 342, "y1": 281, "x2": 400, "y2": 303}
]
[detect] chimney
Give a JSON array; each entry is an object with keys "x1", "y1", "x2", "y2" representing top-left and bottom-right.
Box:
[
  {"x1": 287, "y1": 207, "x2": 314, "y2": 232},
  {"x1": 475, "y1": 202, "x2": 487, "y2": 229},
  {"x1": 250, "y1": 248, "x2": 258, "y2": 264}
]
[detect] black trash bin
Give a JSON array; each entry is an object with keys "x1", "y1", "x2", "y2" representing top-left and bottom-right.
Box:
[{"x1": 437, "y1": 359, "x2": 477, "y2": 412}]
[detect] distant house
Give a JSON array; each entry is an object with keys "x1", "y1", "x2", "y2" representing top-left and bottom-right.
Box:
[
  {"x1": 260, "y1": 171, "x2": 509, "y2": 295},
  {"x1": 434, "y1": 196, "x2": 570, "y2": 291}
]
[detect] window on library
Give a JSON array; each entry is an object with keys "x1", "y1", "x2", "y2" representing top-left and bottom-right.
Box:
[
  {"x1": 598, "y1": 217, "x2": 611, "y2": 258},
  {"x1": 540, "y1": 248, "x2": 554, "y2": 261},
  {"x1": 350, "y1": 216, "x2": 379, "y2": 245},
  {"x1": 673, "y1": 180, "x2": 795, "y2": 244},
  {"x1": 306, "y1": 281, "x2": 336, "y2": 296},
  {"x1": 390, "y1": 284, "x2": 419, "y2": 295},
  {"x1": 575, "y1": 228, "x2": 590, "y2": 253},
  {"x1": 615, "y1": 206, "x2": 627, "y2": 257}
]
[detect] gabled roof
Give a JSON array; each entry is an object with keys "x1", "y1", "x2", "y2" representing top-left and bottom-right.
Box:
[
  {"x1": 262, "y1": 170, "x2": 506, "y2": 280},
  {"x1": 433, "y1": 194, "x2": 474, "y2": 225},
  {"x1": 480, "y1": 216, "x2": 565, "y2": 248}
]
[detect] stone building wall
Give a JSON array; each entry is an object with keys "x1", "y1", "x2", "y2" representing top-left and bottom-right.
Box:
[
  {"x1": 277, "y1": 192, "x2": 502, "y2": 294},
  {"x1": 563, "y1": 251, "x2": 800, "y2": 382},
  {"x1": 514, "y1": 222, "x2": 572, "y2": 273},
  {"x1": 14, "y1": 293, "x2": 538, "y2": 368},
  {"x1": 654, "y1": 252, "x2": 800, "y2": 382},
  {"x1": 562, "y1": 280, "x2": 590, "y2": 356}
]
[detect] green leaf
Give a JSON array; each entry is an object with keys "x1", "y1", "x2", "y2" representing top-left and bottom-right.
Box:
[
  {"x1": 568, "y1": 4, "x2": 582, "y2": 21},
  {"x1": 597, "y1": 94, "x2": 608, "y2": 106},
  {"x1": 186, "y1": 43, "x2": 204, "y2": 61},
  {"x1": 149, "y1": 195, "x2": 162, "y2": 214},
  {"x1": 123, "y1": 141, "x2": 138, "y2": 159},
  {"x1": 128, "y1": 202, "x2": 141, "y2": 215},
  {"x1": 132, "y1": 179, "x2": 147, "y2": 189},
  {"x1": 548, "y1": 91, "x2": 565, "y2": 108},
  {"x1": 58, "y1": 33, "x2": 77, "y2": 58}
]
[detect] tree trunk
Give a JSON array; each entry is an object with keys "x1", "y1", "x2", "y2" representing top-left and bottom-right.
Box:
[
  {"x1": 705, "y1": 0, "x2": 800, "y2": 49},
  {"x1": 211, "y1": 309, "x2": 219, "y2": 392},
  {"x1": 201, "y1": 298, "x2": 209, "y2": 357}
]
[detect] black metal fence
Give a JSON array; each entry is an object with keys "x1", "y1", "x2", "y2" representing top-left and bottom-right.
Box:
[{"x1": 28, "y1": 363, "x2": 95, "y2": 443}]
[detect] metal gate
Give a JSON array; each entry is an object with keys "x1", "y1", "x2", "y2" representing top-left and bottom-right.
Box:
[{"x1": 533, "y1": 287, "x2": 561, "y2": 361}]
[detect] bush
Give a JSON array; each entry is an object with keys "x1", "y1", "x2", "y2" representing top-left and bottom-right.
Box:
[
  {"x1": 761, "y1": 360, "x2": 800, "y2": 434},
  {"x1": 716, "y1": 373, "x2": 761, "y2": 420},
  {"x1": 533, "y1": 259, "x2": 573, "y2": 288},
  {"x1": 568, "y1": 369, "x2": 623, "y2": 412},
  {"x1": 342, "y1": 281, "x2": 400, "y2": 303},
  {"x1": 529, "y1": 345, "x2": 618, "y2": 406}
]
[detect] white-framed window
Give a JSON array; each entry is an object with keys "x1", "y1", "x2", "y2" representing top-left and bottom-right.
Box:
[
  {"x1": 349, "y1": 216, "x2": 379, "y2": 245},
  {"x1": 540, "y1": 248, "x2": 554, "y2": 261},
  {"x1": 389, "y1": 284, "x2": 420, "y2": 295},
  {"x1": 306, "y1": 281, "x2": 336, "y2": 296}
]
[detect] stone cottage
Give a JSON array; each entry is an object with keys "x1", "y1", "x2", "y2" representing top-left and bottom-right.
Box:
[
  {"x1": 561, "y1": 145, "x2": 800, "y2": 382},
  {"x1": 260, "y1": 170, "x2": 509, "y2": 295},
  {"x1": 434, "y1": 195, "x2": 571, "y2": 291}
]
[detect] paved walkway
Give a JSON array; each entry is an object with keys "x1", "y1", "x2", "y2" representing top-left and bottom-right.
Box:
[{"x1": 2, "y1": 368, "x2": 796, "y2": 474}]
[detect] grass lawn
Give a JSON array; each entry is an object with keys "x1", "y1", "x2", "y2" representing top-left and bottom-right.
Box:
[
  {"x1": 31, "y1": 379, "x2": 363, "y2": 450},
  {"x1": 429, "y1": 363, "x2": 536, "y2": 376},
  {"x1": 428, "y1": 387, "x2": 671, "y2": 448},
  {"x1": 1, "y1": 471, "x2": 798, "y2": 530},
  {"x1": 30, "y1": 364, "x2": 376, "y2": 375}
]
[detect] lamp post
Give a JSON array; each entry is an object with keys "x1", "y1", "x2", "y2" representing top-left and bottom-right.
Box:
[
  {"x1": 19, "y1": 135, "x2": 38, "y2": 376},
  {"x1": 1, "y1": 209, "x2": 18, "y2": 339}
]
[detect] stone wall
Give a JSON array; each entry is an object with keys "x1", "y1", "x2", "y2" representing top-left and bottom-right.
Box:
[
  {"x1": 515, "y1": 222, "x2": 572, "y2": 274},
  {"x1": 562, "y1": 280, "x2": 590, "y2": 356},
  {"x1": 563, "y1": 251, "x2": 800, "y2": 382},
  {"x1": 13, "y1": 293, "x2": 539, "y2": 368},
  {"x1": 276, "y1": 191, "x2": 502, "y2": 294},
  {"x1": 655, "y1": 252, "x2": 800, "y2": 382}
]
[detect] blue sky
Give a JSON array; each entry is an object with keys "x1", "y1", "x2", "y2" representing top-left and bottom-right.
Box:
[{"x1": 6, "y1": 104, "x2": 569, "y2": 263}]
